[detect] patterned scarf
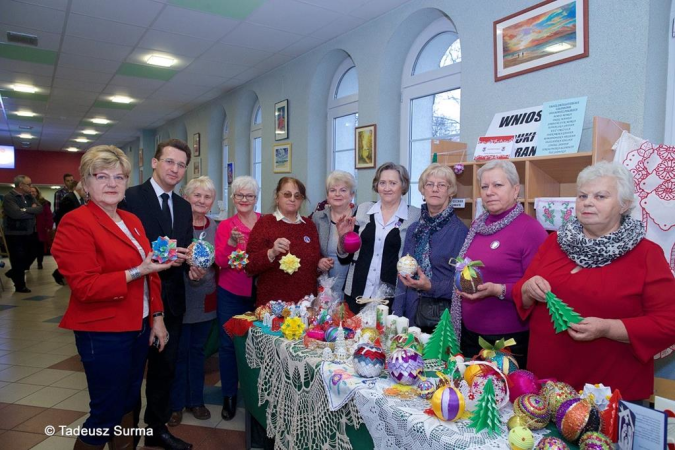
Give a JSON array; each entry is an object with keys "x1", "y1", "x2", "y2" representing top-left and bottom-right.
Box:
[
  {"x1": 413, "y1": 203, "x2": 456, "y2": 279},
  {"x1": 557, "y1": 215, "x2": 645, "y2": 268},
  {"x1": 450, "y1": 204, "x2": 524, "y2": 340}
]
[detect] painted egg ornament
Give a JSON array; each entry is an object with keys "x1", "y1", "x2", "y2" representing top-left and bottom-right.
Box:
[
  {"x1": 540, "y1": 381, "x2": 580, "y2": 420},
  {"x1": 343, "y1": 231, "x2": 362, "y2": 254},
  {"x1": 352, "y1": 344, "x2": 386, "y2": 378},
  {"x1": 555, "y1": 398, "x2": 602, "y2": 445},
  {"x1": 387, "y1": 348, "x2": 424, "y2": 386},
  {"x1": 452, "y1": 257, "x2": 484, "y2": 294},
  {"x1": 389, "y1": 332, "x2": 423, "y2": 353},
  {"x1": 578, "y1": 431, "x2": 613, "y2": 450},
  {"x1": 416, "y1": 377, "x2": 436, "y2": 399},
  {"x1": 508, "y1": 370, "x2": 542, "y2": 403},
  {"x1": 470, "y1": 371, "x2": 508, "y2": 407},
  {"x1": 431, "y1": 386, "x2": 465, "y2": 421},
  {"x1": 513, "y1": 394, "x2": 550, "y2": 430},
  {"x1": 396, "y1": 254, "x2": 418, "y2": 277},
  {"x1": 534, "y1": 437, "x2": 570, "y2": 450},
  {"x1": 325, "y1": 326, "x2": 355, "y2": 342},
  {"x1": 186, "y1": 235, "x2": 215, "y2": 268},
  {"x1": 508, "y1": 426, "x2": 534, "y2": 450}
]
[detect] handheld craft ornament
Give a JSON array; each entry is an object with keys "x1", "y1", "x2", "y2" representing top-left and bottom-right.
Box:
[
  {"x1": 186, "y1": 231, "x2": 215, "y2": 268},
  {"x1": 396, "y1": 254, "x2": 418, "y2": 277},
  {"x1": 546, "y1": 291, "x2": 583, "y2": 333},
  {"x1": 279, "y1": 253, "x2": 301, "y2": 274},
  {"x1": 228, "y1": 249, "x2": 249, "y2": 270},
  {"x1": 450, "y1": 257, "x2": 484, "y2": 294},
  {"x1": 151, "y1": 236, "x2": 178, "y2": 263}
]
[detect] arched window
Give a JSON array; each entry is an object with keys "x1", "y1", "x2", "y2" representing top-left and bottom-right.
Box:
[
  {"x1": 400, "y1": 17, "x2": 461, "y2": 206},
  {"x1": 327, "y1": 57, "x2": 358, "y2": 176},
  {"x1": 251, "y1": 101, "x2": 262, "y2": 212},
  {"x1": 665, "y1": 1, "x2": 675, "y2": 144},
  {"x1": 222, "y1": 117, "x2": 229, "y2": 215}
]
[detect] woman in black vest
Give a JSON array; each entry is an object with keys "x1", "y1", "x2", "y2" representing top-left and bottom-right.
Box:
[{"x1": 337, "y1": 162, "x2": 420, "y2": 313}]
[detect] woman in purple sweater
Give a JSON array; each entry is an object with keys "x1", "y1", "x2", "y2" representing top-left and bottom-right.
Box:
[{"x1": 453, "y1": 160, "x2": 547, "y2": 368}]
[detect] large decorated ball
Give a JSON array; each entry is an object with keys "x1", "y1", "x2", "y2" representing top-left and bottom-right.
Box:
[
  {"x1": 431, "y1": 386, "x2": 465, "y2": 421},
  {"x1": 343, "y1": 231, "x2": 362, "y2": 254},
  {"x1": 483, "y1": 351, "x2": 519, "y2": 375},
  {"x1": 352, "y1": 344, "x2": 386, "y2": 378},
  {"x1": 540, "y1": 381, "x2": 579, "y2": 420},
  {"x1": 470, "y1": 371, "x2": 508, "y2": 407},
  {"x1": 508, "y1": 426, "x2": 534, "y2": 450},
  {"x1": 534, "y1": 437, "x2": 570, "y2": 450},
  {"x1": 269, "y1": 300, "x2": 286, "y2": 318},
  {"x1": 186, "y1": 239, "x2": 215, "y2": 268},
  {"x1": 387, "y1": 348, "x2": 424, "y2": 385},
  {"x1": 454, "y1": 262, "x2": 483, "y2": 294},
  {"x1": 513, "y1": 394, "x2": 550, "y2": 430},
  {"x1": 464, "y1": 364, "x2": 484, "y2": 385},
  {"x1": 556, "y1": 398, "x2": 602, "y2": 445},
  {"x1": 578, "y1": 431, "x2": 613, "y2": 450},
  {"x1": 254, "y1": 305, "x2": 271, "y2": 321},
  {"x1": 325, "y1": 326, "x2": 355, "y2": 342},
  {"x1": 397, "y1": 254, "x2": 418, "y2": 277},
  {"x1": 417, "y1": 377, "x2": 436, "y2": 400},
  {"x1": 389, "y1": 332, "x2": 423, "y2": 353},
  {"x1": 507, "y1": 370, "x2": 541, "y2": 403}
]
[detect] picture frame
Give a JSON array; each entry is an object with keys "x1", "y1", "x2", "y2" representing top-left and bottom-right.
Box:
[
  {"x1": 155, "y1": 134, "x2": 160, "y2": 150},
  {"x1": 193, "y1": 158, "x2": 201, "y2": 177},
  {"x1": 355, "y1": 124, "x2": 376, "y2": 169},
  {"x1": 274, "y1": 99, "x2": 288, "y2": 141},
  {"x1": 493, "y1": 0, "x2": 588, "y2": 82},
  {"x1": 193, "y1": 132, "x2": 200, "y2": 157},
  {"x1": 227, "y1": 162, "x2": 234, "y2": 185},
  {"x1": 273, "y1": 143, "x2": 292, "y2": 173},
  {"x1": 139, "y1": 166, "x2": 144, "y2": 182},
  {"x1": 138, "y1": 148, "x2": 144, "y2": 168}
]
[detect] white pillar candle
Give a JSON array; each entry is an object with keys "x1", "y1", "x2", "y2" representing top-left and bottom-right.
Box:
[
  {"x1": 408, "y1": 326, "x2": 421, "y2": 338},
  {"x1": 376, "y1": 305, "x2": 389, "y2": 328},
  {"x1": 386, "y1": 314, "x2": 399, "y2": 327},
  {"x1": 396, "y1": 316, "x2": 409, "y2": 335}
]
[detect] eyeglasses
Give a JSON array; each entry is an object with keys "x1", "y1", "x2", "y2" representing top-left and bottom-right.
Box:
[
  {"x1": 233, "y1": 193, "x2": 257, "y2": 201},
  {"x1": 159, "y1": 158, "x2": 187, "y2": 170},
  {"x1": 93, "y1": 173, "x2": 127, "y2": 184},
  {"x1": 424, "y1": 182, "x2": 449, "y2": 191},
  {"x1": 281, "y1": 191, "x2": 304, "y2": 200},
  {"x1": 328, "y1": 187, "x2": 350, "y2": 195}
]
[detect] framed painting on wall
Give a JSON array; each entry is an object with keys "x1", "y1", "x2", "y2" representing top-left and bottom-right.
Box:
[
  {"x1": 193, "y1": 158, "x2": 201, "y2": 177},
  {"x1": 275, "y1": 100, "x2": 288, "y2": 141},
  {"x1": 273, "y1": 143, "x2": 292, "y2": 173},
  {"x1": 193, "y1": 133, "x2": 200, "y2": 157},
  {"x1": 355, "y1": 124, "x2": 376, "y2": 169},
  {"x1": 227, "y1": 162, "x2": 234, "y2": 185},
  {"x1": 494, "y1": 0, "x2": 589, "y2": 82},
  {"x1": 139, "y1": 148, "x2": 144, "y2": 167}
]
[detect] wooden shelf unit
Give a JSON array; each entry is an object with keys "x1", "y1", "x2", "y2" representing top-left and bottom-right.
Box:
[{"x1": 441, "y1": 117, "x2": 630, "y2": 227}]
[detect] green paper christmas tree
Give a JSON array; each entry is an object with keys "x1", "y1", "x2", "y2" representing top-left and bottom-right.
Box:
[
  {"x1": 432, "y1": 153, "x2": 438, "y2": 163},
  {"x1": 423, "y1": 309, "x2": 460, "y2": 362},
  {"x1": 546, "y1": 291, "x2": 583, "y2": 333},
  {"x1": 468, "y1": 378, "x2": 501, "y2": 437}
]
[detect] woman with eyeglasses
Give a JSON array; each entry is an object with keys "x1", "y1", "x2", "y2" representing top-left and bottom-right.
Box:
[
  {"x1": 214, "y1": 175, "x2": 260, "y2": 421},
  {"x1": 337, "y1": 162, "x2": 421, "y2": 313},
  {"x1": 246, "y1": 177, "x2": 321, "y2": 307},
  {"x1": 52, "y1": 146, "x2": 171, "y2": 450},
  {"x1": 392, "y1": 164, "x2": 468, "y2": 333}
]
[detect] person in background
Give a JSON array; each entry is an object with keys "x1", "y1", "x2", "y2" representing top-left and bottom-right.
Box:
[
  {"x1": 312, "y1": 170, "x2": 357, "y2": 291},
  {"x1": 515, "y1": 161, "x2": 675, "y2": 400},
  {"x1": 246, "y1": 177, "x2": 321, "y2": 306},
  {"x1": 30, "y1": 186, "x2": 53, "y2": 270},
  {"x1": 393, "y1": 163, "x2": 468, "y2": 332},
  {"x1": 52, "y1": 145, "x2": 171, "y2": 450},
  {"x1": 337, "y1": 162, "x2": 421, "y2": 313},
  {"x1": 53, "y1": 172, "x2": 75, "y2": 219},
  {"x1": 214, "y1": 175, "x2": 260, "y2": 421},
  {"x1": 53, "y1": 182, "x2": 86, "y2": 286},
  {"x1": 3, "y1": 175, "x2": 42, "y2": 293},
  {"x1": 455, "y1": 160, "x2": 547, "y2": 368},
  {"x1": 169, "y1": 176, "x2": 218, "y2": 426}
]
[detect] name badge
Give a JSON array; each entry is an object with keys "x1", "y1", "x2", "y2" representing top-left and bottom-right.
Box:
[{"x1": 304, "y1": 236, "x2": 311, "y2": 243}]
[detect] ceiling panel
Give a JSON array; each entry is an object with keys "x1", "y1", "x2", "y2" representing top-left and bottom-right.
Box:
[
  {"x1": 349, "y1": 0, "x2": 410, "y2": 20},
  {"x1": 310, "y1": 15, "x2": 366, "y2": 42},
  {"x1": 0, "y1": 59, "x2": 56, "y2": 77},
  {"x1": 199, "y1": 42, "x2": 271, "y2": 66},
  {"x1": 53, "y1": 77, "x2": 107, "y2": 93},
  {"x1": 296, "y1": 0, "x2": 368, "y2": 14},
  {"x1": 279, "y1": 36, "x2": 324, "y2": 58},
  {"x1": 61, "y1": 35, "x2": 134, "y2": 61},
  {"x1": 0, "y1": 70, "x2": 53, "y2": 89},
  {"x1": 0, "y1": 23, "x2": 63, "y2": 52},
  {"x1": 2, "y1": 0, "x2": 67, "y2": 34},
  {"x1": 152, "y1": 6, "x2": 239, "y2": 41},
  {"x1": 220, "y1": 23, "x2": 303, "y2": 53},
  {"x1": 102, "y1": 83, "x2": 159, "y2": 100},
  {"x1": 13, "y1": 0, "x2": 69, "y2": 10},
  {"x1": 170, "y1": 71, "x2": 231, "y2": 88},
  {"x1": 107, "y1": 75, "x2": 167, "y2": 92},
  {"x1": 66, "y1": 14, "x2": 146, "y2": 47},
  {"x1": 138, "y1": 30, "x2": 216, "y2": 58},
  {"x1": 153, "y1": 81, "x2": 213, "y2": 99},
  {"x1": 184, "y1": 58, "x2": 249, "y2": 78},
  {"x1": 71, "y1": 0, "x2": 165, "y2": 28},
  {"x1": 246, "y1": 0, "x2": 342, "y2": 35},
  {"x1": 167, "y1": 0, "x2": 266, "y2": 20},
  {"x1": 55, "y1": 66, "x2": 115, "y2": 84},
  {"x1": 57, "y1": 53, "x2": 122, "y2": 74}
]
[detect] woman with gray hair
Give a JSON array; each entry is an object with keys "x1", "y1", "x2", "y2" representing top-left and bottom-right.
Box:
[
  {"x1": 515, "y1": 161, "x2": 675, "y2": 400},
  {"x1": 312, "y1": 170, "x2": 357, "y2": 290},
  {"x1": 337, "y1": 162, "x2": 421, "y2": 313},
  {"x1": 214, "y1": 175, "x2": 260, "y2": 421},
  {"x1": 456, "y1": 159, "x2": 547, "y2": 368}
]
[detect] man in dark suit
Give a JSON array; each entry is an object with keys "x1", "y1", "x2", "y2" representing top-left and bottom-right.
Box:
[
  {"x1": 121, "y1": 139, "x2": 199, "y2": 450},
  {"x1": 52, "y1": 182, "x2": 86, "y2": 285}
]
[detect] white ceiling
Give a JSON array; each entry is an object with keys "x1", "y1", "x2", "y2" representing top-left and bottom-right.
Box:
[{"x1": 0, "y1": 0, "x2": 411, "y2": 152}]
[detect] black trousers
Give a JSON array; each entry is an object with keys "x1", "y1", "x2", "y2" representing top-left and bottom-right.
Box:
[
  {"x1": 6, "y1": 233, "x2": 38, "y2": 289},
  {"x1": 461, "y1": 324, "x2": 529, "y2": 370}
]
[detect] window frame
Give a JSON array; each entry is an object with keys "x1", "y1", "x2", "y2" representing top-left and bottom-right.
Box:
[
  {"x1": 327, "y1": 58, "x2": 359, "y2": 174},
  {"x1": 251, "y1": 101, "x2": 263, "y2": 212}
]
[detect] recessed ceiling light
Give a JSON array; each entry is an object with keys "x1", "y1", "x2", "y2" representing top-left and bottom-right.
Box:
[
  {"x1": 12, "y1": 84, "x2": 37, "y2": 93},
  {"x1": 18, "y1": 133, "x2": 33, "y2": 139},
  {"x1": 90, "y1": 118, "x2": 110, "y2": 125},
  {"x1": 146, "y1": 55, "x2": 176, "y2": 67},
  {"x1": 110, "y1": 96, "x2": 132, "y2": 104},
  {"x1": 15, "y1": 111, "x2": 36, "y2": 117},
  {"x1": 81, "y1": 129, "x2": 98, "y2": 135},
  {"x1": 19, "y1": 125, "x2": 33, "y2": 130},
  {"x1": 66, "y1": 147, "x2": 79, "y2": 152},
  {"x1": 74, "y1": 138, "x2": 89, "y2": 143}
]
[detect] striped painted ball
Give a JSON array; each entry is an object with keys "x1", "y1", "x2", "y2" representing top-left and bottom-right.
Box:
[
  {"x1": 431, "y1": 386, "x2": 465, "y2": 422},
  {"x1": 513, "y1": 394, "x2": 550, "y2": 430}
]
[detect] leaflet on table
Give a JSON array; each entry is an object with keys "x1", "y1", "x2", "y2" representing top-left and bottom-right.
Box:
[
  {"x1": 485, "y1": 105, "x2": 542, "y2": 158},
  {"x1": 473, "y1": 135, "x2": 515, "y2": 161},
  {"x1": 537, "y1": 96, "x2": 587, "y2": 156},
  {"x1": 654, "y1": 396, "x2": 675, "y2": 449},
  {"x1": 618, "y1": 400, "x2": 667, "y2": 450}
]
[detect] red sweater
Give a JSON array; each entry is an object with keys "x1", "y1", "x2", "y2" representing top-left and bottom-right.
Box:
[
  {"x1": 514, "y1": 233, "x2": 675, "y2": 400},
  {"x1": 246, "y1": 214, "x2": 321, "y2": 306}
]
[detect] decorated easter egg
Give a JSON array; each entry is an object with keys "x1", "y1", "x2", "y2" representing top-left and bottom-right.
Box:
[
  {"x1": 396, "y1": 254, "x2": 418, "y2": 277},
  {"x1": 352, "y1": 344, "x2": 386, "y2": 378},
  {"x1": 343, "y1": 231, "x2": 362, "y2": 254},
  {"x1": 513, "y1": 394, "x2": 550, "y2": 430},
  {"x1": 325, "y1": 326, "x2": 355, "y2": 342},
  {"x1": 534, "y1": 437, "x2": 570, "y2": 450},
  {"x1": 470, "y1": 371, "x2": 508, "y2": 407},
  {"x1": 186, "y1": 238, "x2": 215, "y2": 268},
  {"x1": 431, "y1": 386, "x2": 465, "y2": 421},
  {"x1": 507, "y1": 370, "x2": 541, "y2": 403},
  {"x1": 389, "y1": 332, "x2": 423, "y2": 353},
  {"x1": 556, "y1": 398, "x2": 602, "y2": 445},
  {"x1": 578, "y1": 431, "x2": 613, "y2": 450},
  {"x1": 508, "y1": 426, "x2": 534, "y2": 450},
  {"x1": 540, "y1": 381, "x2": 580, "y2": 420},
  {"x1": 254, "y1": 305, "x2": 271, "y2": 321},
  {"x1": 387, "y1": 348, "x2": 424, "y2": 385},
  {"x1": 416, "y1": 377, "x2": 436, "y2": 399}
]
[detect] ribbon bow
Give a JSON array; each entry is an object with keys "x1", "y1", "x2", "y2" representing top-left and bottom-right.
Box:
[
  {"x1": 449, "y1": 257, "x2": 484, "y2": 281},
  {"x1": 355, "y1": 296, "x2": 389, "y2": 306},
  {"x1": 478, "y1": 336, "x2": 516, "y2": 359}
]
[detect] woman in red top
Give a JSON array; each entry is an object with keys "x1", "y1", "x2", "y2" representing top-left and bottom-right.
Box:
[
  {"x1": 514, "y1": 161, "x2": 675, "y2": 400},
  {"x1": 246, "y1": 177, "x2": 321, "y2": 306}
]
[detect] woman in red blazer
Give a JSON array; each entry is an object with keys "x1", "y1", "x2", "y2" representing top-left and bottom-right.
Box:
[{"x1": 52, "y1": 145, "x2": 172, "y2": 450}]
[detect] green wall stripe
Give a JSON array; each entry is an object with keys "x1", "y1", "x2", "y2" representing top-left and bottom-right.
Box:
[
  {"x1": 0, "y1": 91, "x2": 50, "y2": 102},
  {"x1": 168, "y1": 0, "x2": 265, "y2": 19},
  {"x1": 93, "y1": 100, "x2": 136, "y2": 110},
  {"x1": 8, "y1": 114, "x2": 43, "y2": 123},
  {"x1": 0, "y1": 43, "x2": 57, "y2": 65},
  {"x1": 116, "y1": 62, "x2": 178, "y2": 81}
]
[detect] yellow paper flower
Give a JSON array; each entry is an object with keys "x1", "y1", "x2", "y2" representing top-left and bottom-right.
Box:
[
  {"x1": 279, "y1": 253, "x2": 301, "y2": 274},
  {"x1": 280, "y1": 316, "x2": 305, "y2": 340}
]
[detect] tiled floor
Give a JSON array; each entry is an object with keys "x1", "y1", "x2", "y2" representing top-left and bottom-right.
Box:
[{"x1": 0, "y1": 256, "x2": 249, "y2": 449}]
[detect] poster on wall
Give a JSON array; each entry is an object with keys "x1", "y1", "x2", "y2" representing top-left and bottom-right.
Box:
[
  {"x1": 273, "y1": 143, "x2": 292, "y2": 173},
  {"x1": 227, "y1": 162, "x2": 234, "y2": 185},
  {"x1": 485, "y1": 105, "x2": 542, "y2": 158},
  {"x1": 355, "y1": 124, "x2": 376, "y2": 169},
  {"x1": 537, "y1": 96, "x2": 587, "y2": 156},
  {"x1": 473, "y1": 136, "x2": 515, "y2": 161}
]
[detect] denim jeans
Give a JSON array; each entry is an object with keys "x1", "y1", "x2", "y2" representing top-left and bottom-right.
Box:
[
  {"x1": 170, "y1": 320, "x2": 212, "y2": 411},
  {"x1": 74, "y1": 321, "x2": 150, "y2": 446},
  {"x1": 217, "y1": 286, "x2": 253, "y2": 397}
]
